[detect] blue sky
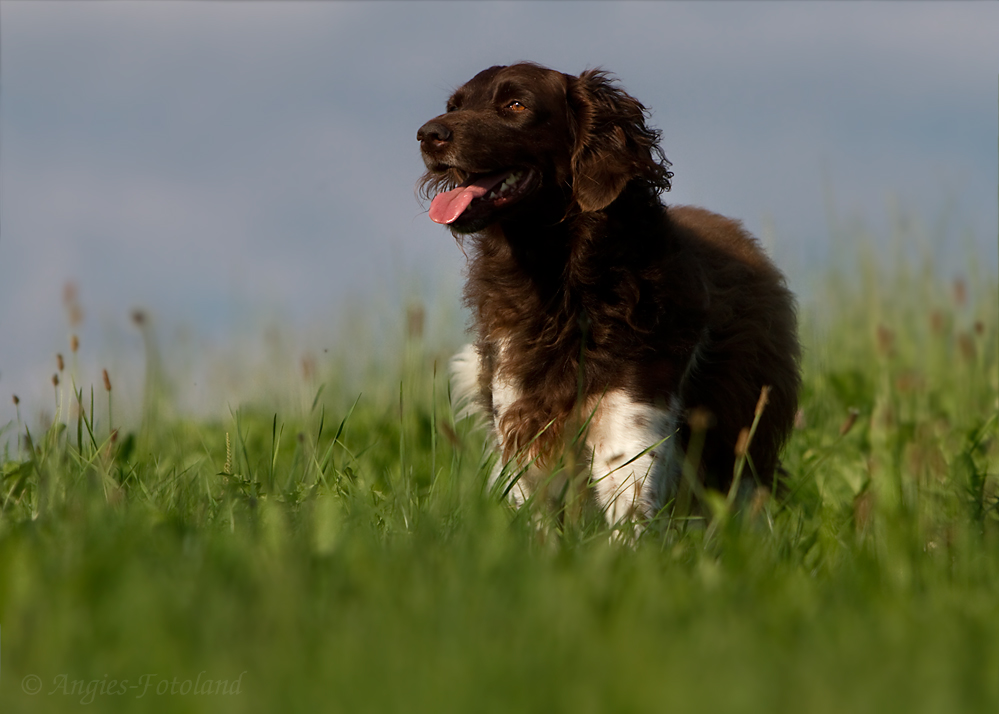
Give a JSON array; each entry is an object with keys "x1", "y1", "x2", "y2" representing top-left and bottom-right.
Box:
[{"x1": 1, "y1": 1, "x2": 997, "y2": 421}]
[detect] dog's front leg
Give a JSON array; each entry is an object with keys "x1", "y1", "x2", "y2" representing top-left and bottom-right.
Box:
[{"x1": 587, "y1": 391, "x2": 682, "y2": 530}]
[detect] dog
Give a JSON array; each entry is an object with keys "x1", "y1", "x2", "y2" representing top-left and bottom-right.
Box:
[{"x1": 417, "y1": 62, "x2": 800, "y2": 527}]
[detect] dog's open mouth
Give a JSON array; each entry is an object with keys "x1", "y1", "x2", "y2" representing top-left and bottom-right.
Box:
[{"x1": 428, "y1": 169, "x2": 536, "y2": 227}]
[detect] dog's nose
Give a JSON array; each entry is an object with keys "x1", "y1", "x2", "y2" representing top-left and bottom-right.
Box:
[{"x1": 417, "y1": 120, "x2": 452, "y2": 146}]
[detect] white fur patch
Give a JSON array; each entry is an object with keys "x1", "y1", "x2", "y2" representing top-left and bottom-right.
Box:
[
  {"x1": 449, "y1": 343, "x2": 683, "y2": 526},
  {"x1": 450, "y1": 342, "x2": 531, "y2": 504},
  {"x1": 585, "y1": 390, "x2": 682, "y2": 524},
  {"x1": 449, "y1": 343, "x2": 484, "y2": 424},
  {"x1": 489, "y1": 338, "x2": 520, "y2": 426}
]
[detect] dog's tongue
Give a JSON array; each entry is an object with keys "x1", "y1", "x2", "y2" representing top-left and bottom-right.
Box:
[{"x1": 428, "y1": 172, "x2": 507, "y2": 225}]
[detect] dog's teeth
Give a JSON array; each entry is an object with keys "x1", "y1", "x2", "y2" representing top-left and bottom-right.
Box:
[{"x1": 484, "y1": 172, "x2": 521, "y2": 202}]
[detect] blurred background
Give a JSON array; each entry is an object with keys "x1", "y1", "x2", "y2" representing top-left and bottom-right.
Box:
[{"x1": 1, "y1": 1, "x2": 997, "y2": 429}]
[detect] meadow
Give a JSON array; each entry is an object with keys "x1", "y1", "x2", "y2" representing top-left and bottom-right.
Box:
[{"x1": 1, "y1": 228, "x2": 997, "y2": 713}]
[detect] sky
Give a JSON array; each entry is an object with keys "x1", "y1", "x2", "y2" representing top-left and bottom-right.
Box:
[{"x1": 1, "y1": 1, "x2": 997, "y2": 426}]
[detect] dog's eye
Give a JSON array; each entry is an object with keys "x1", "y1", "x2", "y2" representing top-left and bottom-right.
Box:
[{"x1": 505, "y1": 100, "x2": 527, "y2": 112}]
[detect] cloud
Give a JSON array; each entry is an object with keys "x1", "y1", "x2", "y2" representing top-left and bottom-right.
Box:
[{"x1": 1, "y1": 1, "x2": 996, "y2": 422}]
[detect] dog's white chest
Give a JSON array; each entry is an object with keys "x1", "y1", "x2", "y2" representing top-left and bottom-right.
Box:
[{"x1": 449, "y1": 342, "x2": 682, "y2": 523}]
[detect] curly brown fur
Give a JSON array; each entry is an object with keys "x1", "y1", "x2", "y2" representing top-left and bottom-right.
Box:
[{"x1": 418, "y1": 62, "x2": 800, "y2": 505}]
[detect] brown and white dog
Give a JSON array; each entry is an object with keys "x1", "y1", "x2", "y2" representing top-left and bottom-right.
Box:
[{"x1": 417, "y1": 62, "x2": 800, "y2": 526}]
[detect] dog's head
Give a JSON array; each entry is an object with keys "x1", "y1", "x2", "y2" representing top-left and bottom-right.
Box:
[{"x1": 417, "y1": 62, "x2": 673, "y2": 234}]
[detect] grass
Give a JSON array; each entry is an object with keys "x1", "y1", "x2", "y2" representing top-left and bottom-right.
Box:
[{"x1": 0, "y1": 236, "x2": 997, "y2": 713}]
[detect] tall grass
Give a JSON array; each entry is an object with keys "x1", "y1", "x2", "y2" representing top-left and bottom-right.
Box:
[{"x1": 0, "y1": 235, "x2": 996, "y2": 713}]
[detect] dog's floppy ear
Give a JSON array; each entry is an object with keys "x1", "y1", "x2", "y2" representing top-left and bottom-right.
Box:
[{"x1": 568, "y1": 69, "x2": 672, "y2": 213}]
